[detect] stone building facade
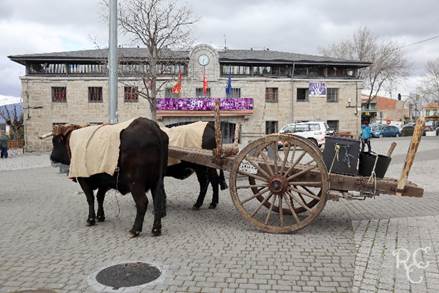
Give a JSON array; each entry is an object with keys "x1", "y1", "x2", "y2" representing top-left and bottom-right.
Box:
[{"x1": 9, "y1": 44, "x2": 369, "y2": 151}]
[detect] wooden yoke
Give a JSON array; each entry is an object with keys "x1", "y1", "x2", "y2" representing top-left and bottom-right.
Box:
[
  {"x1": 214, "y1": 99, "x2": 222, "y2": 162},
  {"x1": 396, "y1": 117, "x2": 425, "y2": 196}
]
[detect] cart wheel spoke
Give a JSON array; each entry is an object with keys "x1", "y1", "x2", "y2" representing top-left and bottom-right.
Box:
[
  {"x1": 238, "y1": 169, "x2": 268, "y2": 182},
  {"x1": 268, "y1": 143, "x2": 279, "y2": 174},
  {"x1": 285, "y1": 150, "x2": 306, "y2": 176},
  {"x1": 259, "y1": 150, "x2": 274, "y2": 176},
  {"x1": 265, "y1": 194, "x2": 277, "y2": 225},
  {"x1": 245, "y1": 156, "x2": 271, "y2": 179},
  {"x1": 289, "y1": 185, "x2": 321, "y2": 201},
  {"x1": 280, "y1": 143, "x2": 291, "y2": 174},
  {"x1": 279, "y1": 195, "x2": 284, "y2": 226},
  {"x1": 241, "y1": 187, "x2": 270, "y2": 204},
  {"x1": 285, "y1": 193, "x2": 300, "y2": 223},
  {"x1": 287, "y1": 191, "x2": 312, "y2": 212},
  {"x1": 237, "y1": 184, "x2": 268, "y2": 189},
  {"x1": 287, "y1": 165, "x2": 317, "y2": 181},
  {"x1": 251, "y1": 192, "x2": 273, "y2": 217}
]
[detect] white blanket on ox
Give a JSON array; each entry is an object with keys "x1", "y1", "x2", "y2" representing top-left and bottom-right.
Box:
[
  {"x1": 160, "y1": 121, "x2": 208, "y2": 166},
  {"x1": 68, "y1": 118, "x2": 137, "y2": 178},
  {"x1": 68, "y1": 119, "x2": 208, "y2": 177}
]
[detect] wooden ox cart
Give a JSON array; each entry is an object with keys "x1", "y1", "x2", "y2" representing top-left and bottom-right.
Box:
[{"x1": 169, "y1": 101, "x2": 424, "y2": 233}]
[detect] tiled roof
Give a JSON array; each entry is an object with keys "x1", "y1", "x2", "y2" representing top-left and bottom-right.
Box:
[{"x1": 9, "y1": 47, "x2": 370, "y2": 67}]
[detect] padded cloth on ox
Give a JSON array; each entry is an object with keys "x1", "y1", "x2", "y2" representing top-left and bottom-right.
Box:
[
  {"x1": 68, "y1": 118, "x2": 137, "y2": 178},
  {"x1": 160, "y1": 121, "x2": 208, "y2": 166}
]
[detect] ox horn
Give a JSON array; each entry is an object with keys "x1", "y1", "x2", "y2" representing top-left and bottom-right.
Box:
[{"x1": 39, "y1": 132, "x2": 53, "y2": 139}]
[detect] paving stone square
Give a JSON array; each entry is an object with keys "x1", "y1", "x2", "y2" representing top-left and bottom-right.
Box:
[{"x1": 0, "y1": 136, "x2": 438, "y2": 292}]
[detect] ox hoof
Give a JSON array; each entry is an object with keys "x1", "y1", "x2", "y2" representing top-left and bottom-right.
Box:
[
  {"x1": 97, "y1": 216, "x2": 105, "y2": 222},
  {"x1": 152, "y1": 227, "x2": 161, "y2": 237},
  {"x1": 129, "y1": 229, "x2": 140, "y2": 238},
  {"x1": 86, "y1": 218, "x2": 96, "y2": 226},
  {"x1": 208, "y1": 203, "x2": 217, "y2": 209},
  {"x1": 192, "y1": 205, "x2": 201, "y2": 210}
]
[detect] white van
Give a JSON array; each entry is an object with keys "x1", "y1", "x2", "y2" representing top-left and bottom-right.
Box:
[{"x1": 279, "y1": 121, "x2": 331, "y2": 146}]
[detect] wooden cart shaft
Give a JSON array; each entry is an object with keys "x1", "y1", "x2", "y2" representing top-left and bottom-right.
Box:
[{"x1": 168, "y1": 145, "x2": 424, "y2": 198}]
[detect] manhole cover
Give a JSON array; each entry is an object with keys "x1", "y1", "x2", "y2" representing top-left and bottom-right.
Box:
[{"x1": 96, "y1": 262, "x2": 161, "y2": 289}]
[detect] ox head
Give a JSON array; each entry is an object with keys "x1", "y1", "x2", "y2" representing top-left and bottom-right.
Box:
[{"x1": 44, "y1": 124, "x2": 82, "y2": 165}]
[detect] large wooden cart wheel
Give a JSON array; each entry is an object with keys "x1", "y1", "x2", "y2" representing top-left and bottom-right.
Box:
[
  {"x1": 249, "y1": 136, "x2": 322, "y2": 214},
  {"x1": 229, "y1": 134, "x2": 329, "y2": 233}
]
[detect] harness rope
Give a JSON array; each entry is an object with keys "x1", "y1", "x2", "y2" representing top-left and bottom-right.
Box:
[
  {"x1": 328, "y1": 144, "x2": 341, "y2": 174},
  {"x1": 367, "y1": 153, "x2": 379, "y2": 196}
]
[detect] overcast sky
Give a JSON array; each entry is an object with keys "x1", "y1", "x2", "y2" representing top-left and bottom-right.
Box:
[{"x1": 1, "y1": 0, "x2": 438, "y2": 98}]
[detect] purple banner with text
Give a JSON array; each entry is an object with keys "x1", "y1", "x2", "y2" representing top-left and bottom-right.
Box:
[{"x1": 157, "y1": 98, "x2": 254, "y2": 111}]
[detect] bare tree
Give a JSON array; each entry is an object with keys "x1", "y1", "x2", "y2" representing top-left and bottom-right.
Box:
[
  {"x1": 320, "y1": 27, "x2": 408, "y2": 106},
  {"x1": 118, "y1": 0, "x2": 197, "y2": 120},
  {"x1": 419, "y1": 58, "x2": 439, "y2": 103},
  {"x1": 0, "y1": 104, "x2": 24, "y2": 140}
]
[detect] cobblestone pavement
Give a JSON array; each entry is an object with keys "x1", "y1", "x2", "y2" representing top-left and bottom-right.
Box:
[
  {"x1": 343, "y1": 137, "x2": 439, "y2": 293},
  {"x1": 1, "y1": 156, "x2": 354, "y2": 293},
  {"x1": 0, "y1": 137, "x2": 438, "y2": 293}
]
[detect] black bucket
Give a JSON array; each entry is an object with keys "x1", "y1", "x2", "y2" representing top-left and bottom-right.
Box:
[{"x1": 359, "y1": 152, "x2": 391, "y2": 178}]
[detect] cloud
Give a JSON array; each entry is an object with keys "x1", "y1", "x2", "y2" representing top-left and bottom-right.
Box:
[{"x1": 1, "y1": 0, "x2": 439, "y2": 97}]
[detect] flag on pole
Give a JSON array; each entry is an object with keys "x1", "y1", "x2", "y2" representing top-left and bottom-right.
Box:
[
  {"x1": 225, "y1": 67, "x2": 232, "y2": 97},
  {"x1": 203, "y1": 70, "x2": 208, "y2": 96},
  {"x1": 171, "y1": 69, "x2": 182, "y2": 94}
]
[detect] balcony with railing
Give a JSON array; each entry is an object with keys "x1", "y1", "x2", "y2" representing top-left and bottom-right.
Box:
[{"x1": 26, "y1": 62, "x2": 187, "y2": 77}]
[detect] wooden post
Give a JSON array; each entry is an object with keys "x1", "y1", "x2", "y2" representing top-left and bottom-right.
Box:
[
  {"x1": 386, "y1": 142, "x2": 397, "y2": 157},
  {"x1": 396, "y1": 117, "x2": 425, "y2": 195},
  {"x1": 214, "y1": 99, "x2": 222, "y2": 161},
  {"x1": 234, "y1": 123, "x2": 241, "y2": 145}
]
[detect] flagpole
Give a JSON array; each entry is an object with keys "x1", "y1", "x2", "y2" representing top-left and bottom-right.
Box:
[{"x1": 109, "y1": 0, "x2": 118, "y2": 124}]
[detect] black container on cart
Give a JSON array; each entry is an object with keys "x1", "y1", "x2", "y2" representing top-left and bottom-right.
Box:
[
  {"x1": 358, "y1": 152, "x2": 391, "y2": 178},
  {"x1": 323, "y1": 136, "x2": 360, "y2": 176}
]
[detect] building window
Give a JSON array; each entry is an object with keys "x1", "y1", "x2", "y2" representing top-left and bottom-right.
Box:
[
  {"x1": 88, "y1": 87, "x2": 103, "y2": 103},
  {"x1": 297, "y1": 88, "x2": 309, "y2": 102},
  {"x1": 265, "y1": 121, "x2": 278, "y2": 134},
  {"x1": 124, "y1": 86, "x2": 138, "y2": 102},
  {"x1": 228, "y1": 88, "x2": 241, "y2": 98},
  {"x1": 265, "y1": 88, "x2": 278, "y2": 103},
  {"x1": 327, "y1": 120, "x2": 339, "y2": 132},
  {"x1": 327, "y1": 88, "x2": 338, "y2": 103},
  {"x1": 52, "y1": 87, "x2": 66, "y2": 103},
  {"x1": 196, "y1": 88, "x2": 211, "y2": 98}
]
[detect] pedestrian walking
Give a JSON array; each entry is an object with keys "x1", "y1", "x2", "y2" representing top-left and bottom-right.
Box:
[
  {"x1": 0, "y1": 129, "x2": 9, "y2": 158},
  {"x1": 361, "y1": 121, "x2": 372, "y2": 153}
]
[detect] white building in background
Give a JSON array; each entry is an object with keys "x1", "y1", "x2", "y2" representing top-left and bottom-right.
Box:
[{"x1": 9, "y1": 44, "x2": 369, "y2": 151}]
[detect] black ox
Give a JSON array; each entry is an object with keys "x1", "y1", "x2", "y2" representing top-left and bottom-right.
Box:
[
  {"x1": 48, "y1": 118, "x2": 168, "y2": 237},
  {"x1": 164, "y1": 121, "x2": 228, "y2": 210}
]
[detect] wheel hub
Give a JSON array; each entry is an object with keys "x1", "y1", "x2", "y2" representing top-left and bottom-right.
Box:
[{"x1": 269, "y1": 176, "x2": 288, "y2": 194}]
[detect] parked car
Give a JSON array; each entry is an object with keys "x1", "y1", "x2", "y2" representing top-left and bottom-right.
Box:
[
  {"x1": 379, "y1": 125, "x2": 401, "y2": 137},
  {"x1": 401, "y1": 124, "x2": 432, "y2": 136},
  {"x1": 371, "y1": 124, "x2": 385, "y2": 138},
  {"x1": 279, "y1": 121, "x2": 330, "y2": 146}
]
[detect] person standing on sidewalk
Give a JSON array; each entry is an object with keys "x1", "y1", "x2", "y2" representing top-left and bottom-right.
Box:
[
  {"x1": 361, "y1": 120, "x2": 372, "y2": 153},
  {"x1": 0, "y1": 129, "x2": 9, "y2": 158}
]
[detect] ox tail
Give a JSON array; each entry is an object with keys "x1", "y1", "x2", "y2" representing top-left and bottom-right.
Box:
[{"x1": 154, "y1": 127, "x2": 169, "y2": 218}]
